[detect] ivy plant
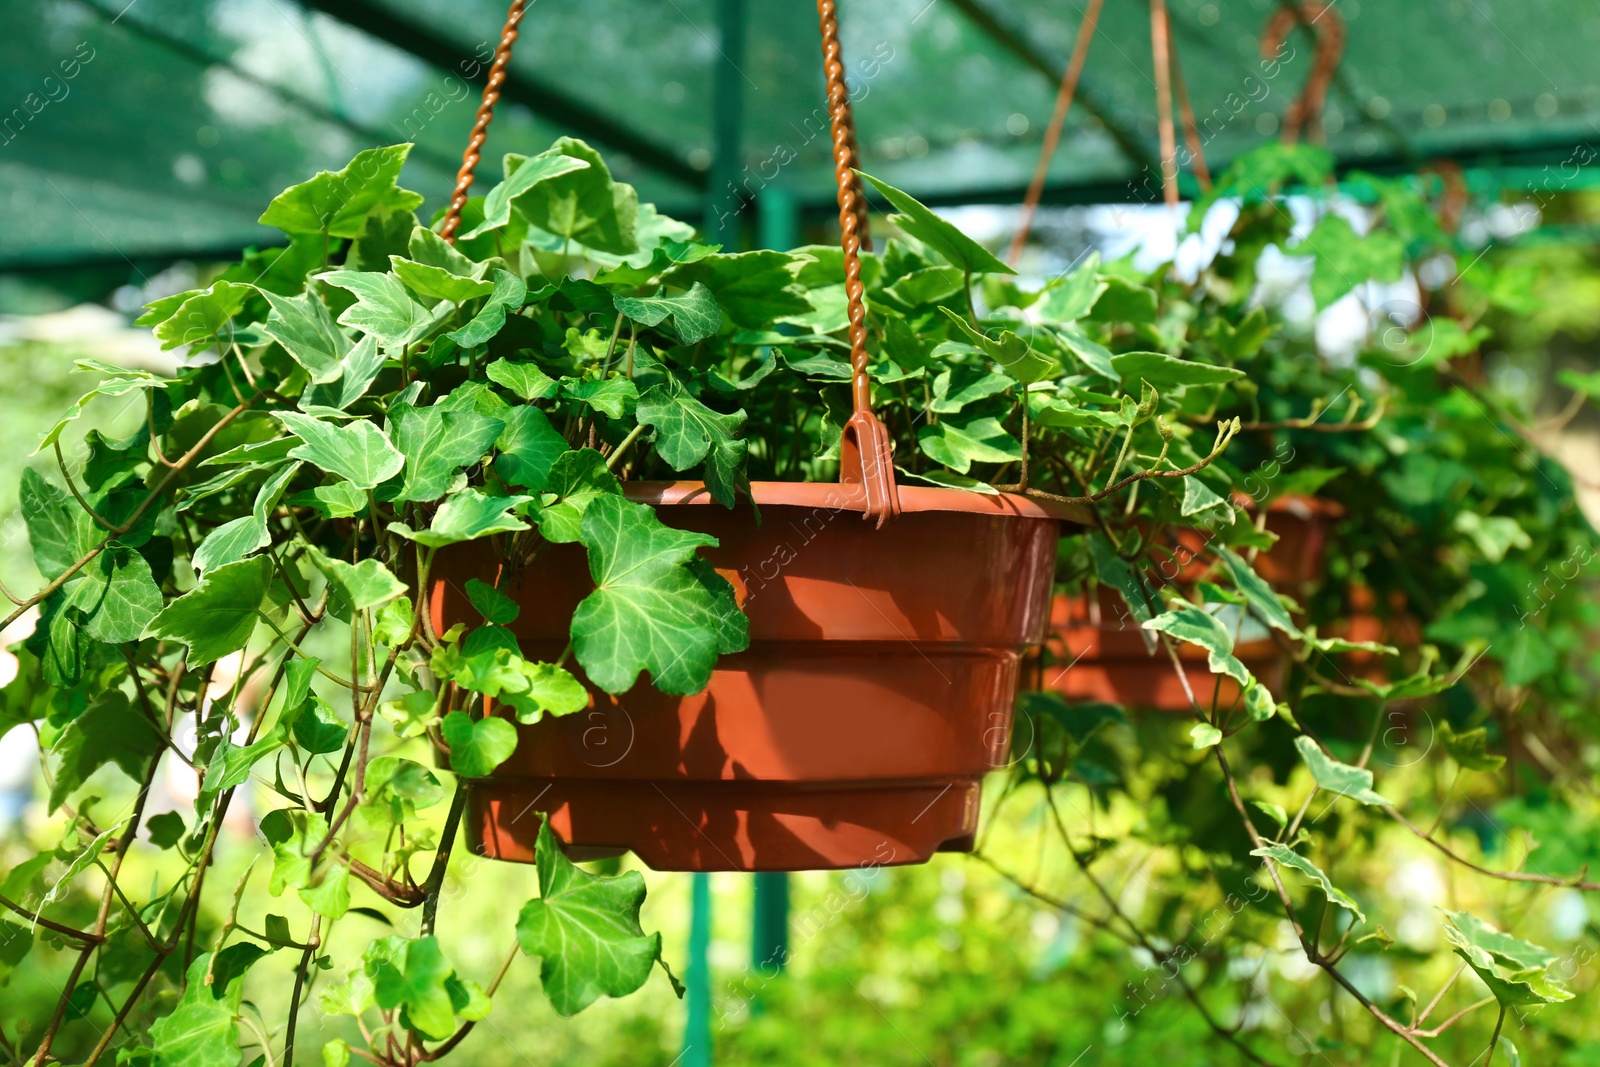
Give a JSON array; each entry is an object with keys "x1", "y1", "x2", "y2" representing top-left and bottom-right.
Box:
[{"x1": 0, "y1": 135, "x2": 1593, "y2": 1067}]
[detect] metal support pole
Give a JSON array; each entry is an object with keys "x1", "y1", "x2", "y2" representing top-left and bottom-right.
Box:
[
  {"x1": 705, "y1": 0, "x2": 749, "y2": 248},
  {"x1": 683, "y1": 872, "x2": 714, "y2": 1067},
  {"x1": 682, "y1": 6, "x2": 746, "y2": 1066}
]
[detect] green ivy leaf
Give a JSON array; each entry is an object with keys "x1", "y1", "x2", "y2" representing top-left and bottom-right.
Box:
[
  {"x1": 365, "y1": 936, "x2": 463, "y2": 1040},
  {"x1": 258, "y1": 144, "x2": 424, "y2": 238},
  {"x1": 1143, "y1": 602, "x2": 1251, "y2": 686},
  {"x1": 1298, "y1": 213, "x2": 1405, "y2": 310},
  {"x1": 1440, "y1": 911, "x2": 1571, "y2": 1007},
  {"x1": 389, "y1": 402, "x2": 505, "y2": 502},
  {"x1": 535, "y1": 449, "x2": 621, "y2": 544},
  {"x1": 465, "y1": 579, "x2": 519, "y2": 624},
  {"x1": 277, "y1": 412, "x2": 404, "y2": 491},
  {"x1": 857, "y1": 172, "x2": 1014, "y2": 275},
  {"x1": 500, "y1": 661, "x2": 589, "y2": 724},
  {"x1": 148, "y1": 952, "x2": 258, "y2": 1067},
  {"x1": 284, "y1": 693, "x2": 345, "y2": 755},
  {"x1": 937, "y1": 308, "x2": 1057, "y2": 384},
  {"x1": 388, "y1": 489, "x2": 531, "y2": 549},
  {"x1": 494, "y1": 407, "x2": 569, "y2": 491},
  {"x1": 152, "y1": 281, "x2": 250, "y2": 351},
  {"x1": 316, "y1": 271, "x2": 442, "y2": 349},
  {"x1": 571, "y1": 494, "x2": 745, "y2": 695},
  {"x1": 1251, "y1": 843, "x2": 1366, "y2": 924},
  {"x1": 1036, "y1": 254, "x2": 1105, "y2": 322},
  {"x1": 1294, "y1": 735, "x2": 1390, "y2": 806},
  {"x1": 192, "y1": 461, "x2": 302, "y2": 575},
  {"x1": 486, "y1": 359, "x2": 561, "y2": 401},
  {"x1": 460, "y1": 152, "x2": 593, "y2": 240},
  {"x1": 1218, "y1": 548, "x2": 1301, "y2": 638},
  {"x1": 146, "y1": 811, "x2": 186, "y2": 850},
  {"x1": 258, "y1": 288, "x2": 349, "y2": 384},
  {"x1": 1109, "y1": 351, "x2": 1245, "y2": 390},
  {"x1": 509, "y1": 138, "x2": 638, "y2": 254},
  {"x1": 561, "y1": 378, "x2": 638, "y2": 421},
  {"x1": 379, "y1": 690, "x2": 439, "y2": 739},
  {"x1": 1436, "y1": 722, "x2": 1506, "y2": 773},
  {"x1": 47, "y1": 691, "x2": 164, "y2": 811},
  {"x1": 660, "y1": 250, "x2": 813, "y2": 329},
  {"x1": 916, "y1": 416, "x2": 1022, "y2": 474},
  {"x1": 61, "y1": 546, "x2": 164, "y2": 643},
  {"x1": 614, "y1": 282, "x2": 723, "y2": 344},
  {"x1": 446, "y1": 269, "x2": 528, "y2": 348},
  {"x1": 20, "y1": 468, "x2": 97, "y2": 579},
  {"x1": 635, "y1": 378, "x2": 748, "y2": 507},
  {"x1": 149, "y1": 556, "x2": 271, "y2": 666},
  {"x1": 515, "y1": 819, "x2": 666, "y2": 1016},
  {"x1": 440, "y1": 710, "x2": 518, "y2": 778}
]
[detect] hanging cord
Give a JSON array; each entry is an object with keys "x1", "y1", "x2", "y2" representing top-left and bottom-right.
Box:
[
  {"x1": 1006, "y1": 0, "x2": 1103, "y2": 265},
  {"x1": 818, "y1": 0, "x2": 899, "y2": 526},
  {"x1": 1166, "y1": 8, "x2": 1212, "y2": 194},
  {"x1": 1261, "y1": 1, "x2": 1346, "y2": 145},
  {"x1": 1149, "y1": 0, "x2": 1180, "y2": 209},
  {"x1": 440, "y1": 0, "x2": 527, "y2": 244}
]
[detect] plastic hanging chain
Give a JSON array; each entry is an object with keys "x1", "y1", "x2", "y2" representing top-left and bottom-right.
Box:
[
  {"x1": 441, "y1": 0, "x2": 527, "y2": 244},
  {"x1": 817, "y1": 0, "x2": 901, "y2": 527}
]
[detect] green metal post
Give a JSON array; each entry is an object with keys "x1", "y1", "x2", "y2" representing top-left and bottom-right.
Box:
[
  {"x1": 706, "y1": 0, "x2": 748, "y2": 248},
  {"x1": 759, "y1": 187, "x2": 801, "y2": 250},
  {"x1": 749, "y1": 186, "x2": 799, "y2": 997},
  {"x1": 683, "y1": 5, "x2": 746, "y2": 1067},
  {"x1": 683, "y1": 873, "x2": 714, "y2": 1067}
]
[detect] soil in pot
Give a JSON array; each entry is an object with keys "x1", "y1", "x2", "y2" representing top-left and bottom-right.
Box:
[{"x1": 430, "y1": 481, "x2": 1083, "y2": 872}]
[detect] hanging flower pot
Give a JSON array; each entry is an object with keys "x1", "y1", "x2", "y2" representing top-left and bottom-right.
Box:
[
  {"x1": 431, "y1": 482, "x2": 1077, "y2": 871},
  {"x1": 1041, "y1": 495, "x2": 1340, "y2": 711}
]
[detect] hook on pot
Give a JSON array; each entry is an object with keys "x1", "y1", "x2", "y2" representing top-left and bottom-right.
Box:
[{"x1": 818, "y1": 0, "x2": 900, "y2": 527}]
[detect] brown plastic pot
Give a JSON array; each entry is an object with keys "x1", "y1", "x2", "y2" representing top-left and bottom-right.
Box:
[
  {"x1": 1040, "y1": 496, "x2": 1340, "y2": 712},
  {"x1": 429, "y1": 481, "x2": 1084, "y2": 872}
]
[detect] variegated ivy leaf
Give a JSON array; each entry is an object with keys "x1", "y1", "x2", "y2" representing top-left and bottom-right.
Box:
[
  {"x1": 149, "y1": 556, "x2": 271, "y2": 666},
  {"x1": 1142, "y1": 602, "x2": 1252, "y2": 686},
  {"x1": 388, "y1": 489, "x2": 532, "y2": 549},
  {"x1": 259, "y1": 287, "x2": 350, "y2": 384},
  {"x1": 1440, "y1": 910, "x2": 1572, "y2": 1007},
  {"x1": 316, "y1": 270, "x2": 445, "y2": 350},
  {"x1": 1218, "y1": 547, "x2": 1300, "y2": 637},
  {"x1": 258, "y1": 144, "x2": 424, "y2": 238},
  {"x1": 387, "y1": 401, "x2": 505, "y2": 502},
  {"x1": 191, "y1": 461, "x2": 302, "y2": 575},
  {"x1": 1251, "y1": 843, "x2": 1366, "y2": 924},
  {"x1": 276, "y1": 411, "x2": 403, "y2": 491},
  {"x1": 34, "y1": 360, "x2": 172, "y2": 454},
  {"x1": 460, "y1": 149, "x2": 593, "y2": 241},
  {"x1": 446, "y1": 269, "x2": 527, "y2": 348},
  {"x1": 1293, "y1": 735, "x2": 1389, "y2": 806}
]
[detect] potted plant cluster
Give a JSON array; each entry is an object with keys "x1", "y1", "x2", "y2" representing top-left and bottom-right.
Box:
[{"x1": 4, "y1": 121, "x2": 1595, "y2": 1067}]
